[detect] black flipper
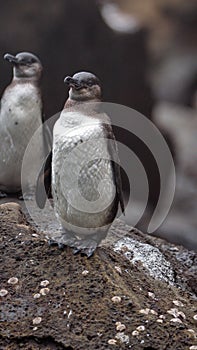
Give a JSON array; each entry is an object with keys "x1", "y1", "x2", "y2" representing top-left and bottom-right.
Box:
[
  {"x1": 43, "y1": 123, "x2": 52, "y2": 154},
  {"x1": 36, "y1": 151, "x2": 52, "y2": 209},
  {"x1": 102, "y1": 123, "x2": 125, "y2": 215}
]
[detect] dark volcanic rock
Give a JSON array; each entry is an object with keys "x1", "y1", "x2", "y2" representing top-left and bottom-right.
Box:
[{"x1": 0, "y1": 202, "x2": 197, "y2": 350}]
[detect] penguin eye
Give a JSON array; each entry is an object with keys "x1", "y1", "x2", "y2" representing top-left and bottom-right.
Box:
[
  {"x1": 87, "y1": 81, "x2": 94, "y2": 87},
  {"x1": 28, "y1": 58, "x2": 36, "y2": 64},
  {"x1": 19, "y1": 58, "x2": 36, "y2": 65}
]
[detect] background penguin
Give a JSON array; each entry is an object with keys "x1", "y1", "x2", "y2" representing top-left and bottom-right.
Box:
[
  {"x1": 0, "y1": 52, "x2": 50, "y2": 198},
  {"x1": 36, "y1": 71, "x2": 124, "y2": 257}
]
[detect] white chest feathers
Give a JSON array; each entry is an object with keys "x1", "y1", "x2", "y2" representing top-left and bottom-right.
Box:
[
  {"x1": 1, "y1": 83, "x2": 42, "y2": 123},
  {"x1": 52, "y1": 110, "x2": 117, "y2": 235},
  {"x1": 0, "y1": 82, "x2": 44, "y2": 192}
]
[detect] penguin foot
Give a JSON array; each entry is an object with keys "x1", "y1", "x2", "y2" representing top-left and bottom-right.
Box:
[
  {"x1": 48, "y1": 238, "x2": 59, "y2": 246},
  {"x1": 73, "y1": 239, "x2": 98, "y2": 258},
  {"x1": 48, "y1": 239, "x2": 65, "y2": 249},
  {"x1": 48, "y1": 233, "x2": 77, "y2": 250},
  {"x1": 48, "y1": 238, "x2": 57, "y2": 246},
  {"x1": 61, "y1": 233, "x2": 78, "y2": 247},
  {"x1": 0, "y1": 191, "x2": 7, "y2": 198},
  {"x1": 58, "y1": 242, "x2": 65, "y2": 249},
  {"x1": 48, "y1": 238, "x2": 64, "y2": 249}
]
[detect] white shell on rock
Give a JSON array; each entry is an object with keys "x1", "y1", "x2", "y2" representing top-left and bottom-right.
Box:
[
  {"x1": 136, "y1": 325, "x2": 145, "y2": 332},
  {"x1": 33, "y1": 293, "x2": 41, "y2": 299},
  {"x1": 172, "y1": 300, "x2": 184, "y2": 307},
  {"x1": 167, "y1": 308, "x2": 186, "y2": 319},
  {"x1": 32, "y1": 317, "x2": 42, "y2": 325},
  {"x1": 111, "y1": 296, "x2": 121, "y2": 303},
  {"x1": 132, "y1": 330, "x2": 139, "y2": 336},
  {"x1": 108, "y1": 339, "x2": 117, "y2": 345},
  {"x1": 139, "y1": 308, "x2": 150, "y2": 315},
  {"x1": 40, "y1": 288, "x2": 50, "y2": 296},
  {"x1": 114, "y1": 266, "x2": 122, "y2": 274},
  {"x1": 0, "y1": 289, "x2": 8, "y2": 297},
  {"x1": 116, "y1": 323, "x2": 126, "y2": 331},
  {"x1": 40, "y1": 280, "x2": 49, "y2": 287},
  {"x1": 115, "y1": 332, "x2": 129, "y2": 344},
  {"x1": 8, "y1": 277, "x2": 18, "y2": 285},
  {"x1": 148, "y1": 291, "x2": 156, "y2": 299},
  {"x1": 170, "y1": 318, "x2": 183, "y2": 324},
  {"x1": 82, "y1": 270, "x2": 89, "y2": 276}
]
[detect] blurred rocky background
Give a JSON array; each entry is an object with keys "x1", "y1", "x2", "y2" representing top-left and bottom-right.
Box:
[{"x1": 0, "y1": 0, "x2": 196, "y2": 249}]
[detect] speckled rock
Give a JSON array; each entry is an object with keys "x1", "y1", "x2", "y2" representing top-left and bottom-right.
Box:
[{"x1": 0, "y1": 202, "x2": 197, "y2": 350}]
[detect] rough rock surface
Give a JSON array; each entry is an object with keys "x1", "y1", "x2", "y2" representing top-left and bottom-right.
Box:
[{"x1": 0, "y1": 202, "x2": 197, "y2": 350}]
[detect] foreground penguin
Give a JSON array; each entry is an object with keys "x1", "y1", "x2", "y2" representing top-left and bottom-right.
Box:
[
  {"x1": 36, "y1": 72, "x2": 124, "y2": 257},
  {"x1": 0, "y1": 52, "x2": 48, "y2": 197}
]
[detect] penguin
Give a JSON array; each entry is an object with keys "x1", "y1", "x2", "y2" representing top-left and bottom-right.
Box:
[
  {"x1": 0, "y1": 52, "x2": 50, "y2": 198},
  {"x1": 36, "y1": 72, "x2": 124, "y2": 257}
]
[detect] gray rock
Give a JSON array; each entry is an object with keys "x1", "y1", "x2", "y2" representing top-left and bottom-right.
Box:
[
  {"x1": 114, "y1": 236, "x2": 175, "y2": 284},
  {"x1": 0, "y1": 202, "x2": 197, "y2": 350}
]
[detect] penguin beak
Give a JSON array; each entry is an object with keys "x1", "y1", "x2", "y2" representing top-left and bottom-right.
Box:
[
  {"x1": 64, "y1": 76, "x2": 82, "y2": 90},
  {"x1": 4, "y1": 53, "x2": 19, "y2": 65}
]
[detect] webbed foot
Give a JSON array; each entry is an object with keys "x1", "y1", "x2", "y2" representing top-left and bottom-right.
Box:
[
  {"x1": 48, "y1": 232, "x2": 77, "y2": 250},
  {"x1": 48, "y1": 239, "x2": 64, "y2": 249},
  {"x1": 73, "y1": 238, "x2": 98, "y2": 258}
]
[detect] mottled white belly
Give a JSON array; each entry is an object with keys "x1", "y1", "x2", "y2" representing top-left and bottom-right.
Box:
[
  {"x1": 52, "y1": 111, "x2": 117, "y2": 237},
  {"x1": 0, "y1": 83, "x2": 44, "y2": 192}
]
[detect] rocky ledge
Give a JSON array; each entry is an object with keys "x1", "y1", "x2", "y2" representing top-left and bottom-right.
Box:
[{"x1": 0, "y1": 202, "x2": 197, "y2": 350}]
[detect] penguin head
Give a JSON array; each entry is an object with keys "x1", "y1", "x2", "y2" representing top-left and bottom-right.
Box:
[
  {"x1": 64, "y1": 72, "x2": 102, "y2": 101},
  {"x1": 4, "y1": 52, "x2": 42, "y2": 80}
]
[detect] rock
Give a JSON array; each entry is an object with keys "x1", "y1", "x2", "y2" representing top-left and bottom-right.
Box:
[
  {"x1": 0, "y1": 202, "x2": 24, "y2": 224},
  {"x1": 114, "y1": 236, "x2": 175, "y2": 284},
  {"x1": 0, "y1": 202, "x2": 197, "y2": 349}
]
